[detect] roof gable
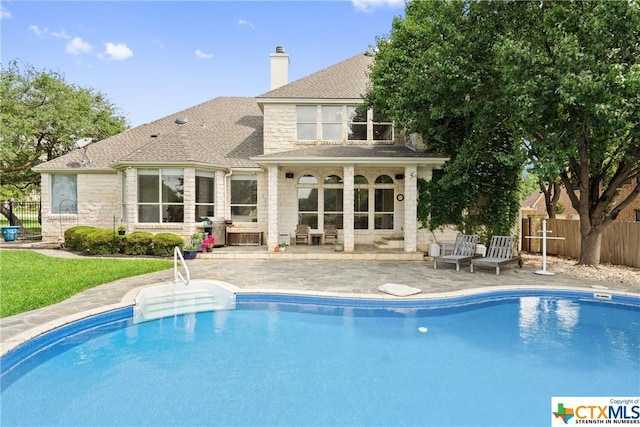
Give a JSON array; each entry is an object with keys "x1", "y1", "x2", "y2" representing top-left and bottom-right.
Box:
[{"x1": 257, "y1": 52, "x2": 373, "y2": 100}]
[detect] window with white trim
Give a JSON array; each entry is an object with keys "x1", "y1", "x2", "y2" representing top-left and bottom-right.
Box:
[
  {"x1": 137, "y1": 169, "x2": 184, "y2": 223},
  {"x1": 354, "y1": 175, "x2": 369, "y2": 229},
  {"x1": 195, "y1": 171, "x2": 215, "y2": 221},
  {"x1": 230, "y1": 174, "x2": 257, "y2": 222},
  {"x1": 297, "y1": 105, "x2": 394, "y2": 142},
  {"x1": 374, "y1": 175, "x2": 394, "y2": 229},
  {"x1": 322, "y1": 106, "x2": 342, "y2": 141},
  {"x1": 348, "y1": 106, "x2": 367, "y2": 141},
  {"x1": 323, "y1": 175, "x2": 343, "y2": 228},
  {"x1": 51, "y1": 174, "x2": 77, "y2": 214},
  {"x1": 298, "y1": 174, "x2": 318, "y2": 228},
  {"x1": 296, "y1": 106, "x2": 317, "y2": 140}
]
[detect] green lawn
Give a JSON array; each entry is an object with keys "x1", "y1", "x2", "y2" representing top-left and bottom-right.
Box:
[{"x1": 0, "y1": 250, "x2": 173, "y2": 317}]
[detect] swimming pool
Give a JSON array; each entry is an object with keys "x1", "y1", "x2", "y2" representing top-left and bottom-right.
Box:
[{"x1": 1, "y1": 289, "x2": 639, "y2": 426}]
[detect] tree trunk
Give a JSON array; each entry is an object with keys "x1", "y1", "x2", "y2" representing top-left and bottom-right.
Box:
[
  {"x1": 539, "y1": 181, "x2": 561, "y2": 219},
  {"x1": 0, "y1": 202, "x2": 25, "y2": 232},
  {"x1": 578, "y1": 229, "x2": 602, "y2": 266}
]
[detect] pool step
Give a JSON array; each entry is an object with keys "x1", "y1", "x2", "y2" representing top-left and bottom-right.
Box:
[{"x1": 133, "y1": 280, "x2": 239, "y2": 323}]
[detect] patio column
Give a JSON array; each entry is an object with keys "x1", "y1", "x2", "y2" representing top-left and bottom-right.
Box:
[
  {"x1": 403, "y1": 165, "x2": 418, "y2": 252},
  {"x1": 343, "y1": 165, "x2": 355, "y2": 252},
  {"x1": 266, "y1": 165, "x2": 279, "y2": 250}
]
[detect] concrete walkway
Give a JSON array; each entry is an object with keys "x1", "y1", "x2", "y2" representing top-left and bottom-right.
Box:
[{"x1": 1, "y1": 248, "x2": 638, "y2": 355}]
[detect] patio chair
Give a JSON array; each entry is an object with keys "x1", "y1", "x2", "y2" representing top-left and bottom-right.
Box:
[
  {"x1": 470, "y1": 235, "x2": 522, "y2": 275},
  {"x1": 324, "y1": 224, "x2": 338, "y2": 244},
  {"x1": 295, "y1": 224, "x2": 310, "y2": 245},
  {"x1": 434, "y1": 234, "x2": 478, "y2": 271}
]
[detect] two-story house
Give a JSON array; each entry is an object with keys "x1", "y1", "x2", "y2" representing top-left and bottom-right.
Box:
[{"x1": 33, "y1": 47, "x2": 449, "y2": 252}]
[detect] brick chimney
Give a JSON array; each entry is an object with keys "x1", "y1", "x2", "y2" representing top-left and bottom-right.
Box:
[{"x1": 270, "y1": 46, "x2": 289, "y2": 90}]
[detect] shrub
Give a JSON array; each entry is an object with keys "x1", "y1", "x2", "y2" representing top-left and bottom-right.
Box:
[
  {"x1": 123, "y1": 232, "x2": 154, "y2": 255},
  {"x1": 151, "y1": 233, "x2": 183, "y2": 257},
  {"x1": 64, "y1": 226, "x2": 99, "y2": 251},
  {"x1": 85, "y1": 230, "x2": 121, "y2": 255}
]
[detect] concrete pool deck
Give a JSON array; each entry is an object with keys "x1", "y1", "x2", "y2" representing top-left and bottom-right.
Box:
[{"x1": 1, "y1": 247, "x2": 639, "y2": 355}]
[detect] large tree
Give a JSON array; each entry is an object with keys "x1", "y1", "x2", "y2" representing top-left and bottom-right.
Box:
[
  {"x1": 497, "y1": 1, "x2": 640, "y2": 265},
  {"x1": 366, "y1": 0, "x2": 525, "y2": 240},
  {"x1": 366, "y1": 0, "x2": 639, "y2": 265},
  {"x1": 0, "y1": 61, "x2": 127, "y2": 199}
]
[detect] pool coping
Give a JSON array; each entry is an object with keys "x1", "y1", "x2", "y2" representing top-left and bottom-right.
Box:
[{"x1": 2, "y1": 282, "x2": 638, "y2": 358}]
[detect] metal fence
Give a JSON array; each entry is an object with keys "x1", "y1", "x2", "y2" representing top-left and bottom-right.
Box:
[
  {"x1": 522, "y1": 217, "x2": 640, "y2": 268},
  {"x1": 1, "y1": 200, "x2": 42, "y2": 241}
]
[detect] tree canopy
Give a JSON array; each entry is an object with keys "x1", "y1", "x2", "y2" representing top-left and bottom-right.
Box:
[
  {"x1": 366, "y1": 0, "x2": 526, "y2": 239},
  {"x1": 0, "y1": 61, "x2": 127, "y2": 199},
  {"x1": 366, "y1": 0, "x2": 639, "y2": 265}
]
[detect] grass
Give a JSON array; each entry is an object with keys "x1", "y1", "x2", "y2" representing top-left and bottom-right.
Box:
[{"x1": 0, "y1": 250, "x2": 173, "y2": 318}]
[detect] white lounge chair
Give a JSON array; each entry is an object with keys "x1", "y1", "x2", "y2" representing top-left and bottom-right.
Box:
[
  {"x1": 470, "y1": 235, "x2": 522, "y2": 275},
  {"x1": 434, "y1": 234, "x2": 478, "y2": 271}
]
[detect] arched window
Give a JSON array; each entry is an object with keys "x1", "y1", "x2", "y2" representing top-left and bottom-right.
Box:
[
  {"x1": 324, "y1": 175, "x2": 343, "y2": 184},
  {"x1": 298, "y1": 174, "x2": 319, "y2": 228},
  {"x1": 375, "y1": 175, "x2": 394, "y2": 229},
  {"x1": 375, "y1": 175, "x2": 394, "y2": 184},
  {"x1": 324, "y1": 175, "x2": 343, "y2": 228}
]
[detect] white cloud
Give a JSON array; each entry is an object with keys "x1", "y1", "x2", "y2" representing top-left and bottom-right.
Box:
[
  {"x1": 102, "y1": 42, "x2": 134, "y2": 61},
  {"x1": 66, "y1": 37, "x2": 92, "y2": 55},
  {"x1": 238, "y1": 18, "x2": 254, "y2": 29},
  {"x1": 195, "y1": 49, "x2": 214, "y2": 59},
  {"x1": 28, "y1": 24, "x2": 47, "y2": 37},
  {"x1": 28, "y1": 25, "x2": 70, "y2": 39},
  {"x1": 51, "y1": 30, "x2": 70, "y2": 39},
  {"x1": 352, "y1": 0, "x2": 404, "y2": 13},
  {"x1": 1, "y1": 6, "x2": 12, "y2": 19}
]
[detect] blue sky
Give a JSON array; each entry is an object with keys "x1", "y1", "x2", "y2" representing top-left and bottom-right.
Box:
[{"x1": 1, "y1": 1, "x2": 404, "y2": 127}]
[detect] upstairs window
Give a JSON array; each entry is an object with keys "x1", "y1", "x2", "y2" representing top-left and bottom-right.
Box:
[
  {"x1": 297, "y1": 105, "x2": 393, "y2": 142},
  {"x1": 322, "y1": 106, "x2": 342, "y2": 141},
  {"x1": 296, "y1": 106, "x2": 317, "y2": 140},
  {"x1": 373, "y1": 111, "x2": 393, "y2": 141},
  {"x1": 348, "y1": 106, "x2": 367, "y2": 141}
]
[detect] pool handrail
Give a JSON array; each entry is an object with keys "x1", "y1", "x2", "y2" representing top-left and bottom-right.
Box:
[{"x1": 173, "y1": 246, "x2": 190, "y2": 286}]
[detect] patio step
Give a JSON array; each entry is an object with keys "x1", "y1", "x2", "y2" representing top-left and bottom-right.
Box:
[{"x1": 373, "y1": 236, "x2": 405, "y2": 249}]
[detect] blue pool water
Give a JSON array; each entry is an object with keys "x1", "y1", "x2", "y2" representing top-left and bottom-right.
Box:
[{"x1": 1, "y1": 292, "x2": 639, "y2": 426}]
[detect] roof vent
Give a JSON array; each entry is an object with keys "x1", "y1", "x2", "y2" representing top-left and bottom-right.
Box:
[
  {"x1": 175, "y1": 117, "x2": 188, "y2": 125},
  {"x1": 150, "y1": 133, "x2": 159, "y2": 138},
  {"x1": 275, "y1": 46, "x2": 285, "y2": 53}
]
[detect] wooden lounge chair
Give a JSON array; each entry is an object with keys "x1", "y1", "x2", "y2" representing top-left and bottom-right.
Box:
[
  {"x1": 470, "y1": 235, "x2": 522, "y2": 275},
  {"x1": 434, "y1": 234, "x2": 478, "y2": 271},
  {"x1": 295, "y1": 224, "x2": 310, "y2": 245},
  {"x1": 324, "y1": 224, "x2": 338, "y2": 244}
]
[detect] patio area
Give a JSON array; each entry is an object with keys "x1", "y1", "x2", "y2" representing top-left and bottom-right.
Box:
[{"x1": 196, "y1": 242, "x2": 426, "y2": 260}]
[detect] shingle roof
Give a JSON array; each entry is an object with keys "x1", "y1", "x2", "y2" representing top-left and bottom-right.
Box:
[
  {"x1": 257, "y1": 52, "x2": 373, "y2": 100},
  {"x1": 34, "y1": 97, "x2": 263, "y2": 171}
]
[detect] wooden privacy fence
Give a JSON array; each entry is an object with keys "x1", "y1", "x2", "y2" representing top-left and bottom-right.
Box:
[{"x1": 522, "y1": 218, "x2": 640, "y2": 268}]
